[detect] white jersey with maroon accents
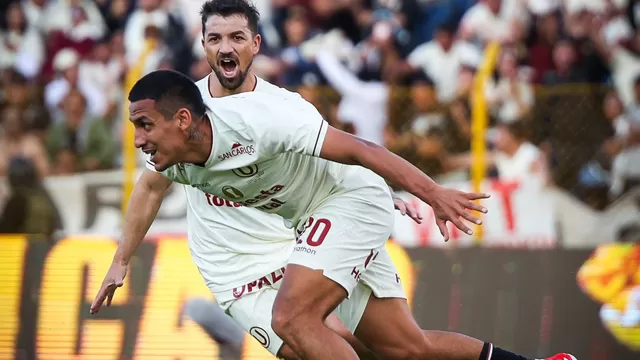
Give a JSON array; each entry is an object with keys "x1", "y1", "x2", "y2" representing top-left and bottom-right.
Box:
[
  {"x1": 140, "y1": 76, "x2": 314, "y2": 296},
  {"x1": 153, "y1": 86, "x2": 389, "y2": 230}
]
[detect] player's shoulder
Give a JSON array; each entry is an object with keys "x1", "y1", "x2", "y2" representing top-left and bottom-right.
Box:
[
  {"x1": 194, "y1": 75, "x2": 210, "y2": 94},
  {"x1": 255, "y1": 76, "x2": 303, "y2": 99}
]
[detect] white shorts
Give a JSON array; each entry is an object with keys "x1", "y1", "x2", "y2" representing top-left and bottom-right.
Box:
[
  {"x1": 290, "y1": 177, "x2": 399, "y2": 298},
  {"x1": 219, "y1": 248, "x2": 405, "y2": 356}
]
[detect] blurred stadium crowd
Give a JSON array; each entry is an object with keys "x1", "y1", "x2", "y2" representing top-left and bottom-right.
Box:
[{"x1": 0, "y1": 0, "x2": 639, "y2": 211}]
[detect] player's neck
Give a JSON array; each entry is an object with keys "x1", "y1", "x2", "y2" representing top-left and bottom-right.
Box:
[
  {"x1": 184, "y1": 115, "x2": 214, "y2": 166},
  {"x1": 209, "y1": 72, "x2": 258, "y2": 97}
]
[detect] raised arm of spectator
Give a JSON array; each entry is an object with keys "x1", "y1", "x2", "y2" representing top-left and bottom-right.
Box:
[
  {"x1": 315, "y1": 50, "x2": 387, "y2": 102},
  {"x1": 589, "y1": 16, "x2": 614, "y2": 63}
]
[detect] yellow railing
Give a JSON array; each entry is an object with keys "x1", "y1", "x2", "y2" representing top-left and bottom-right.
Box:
[
  {"x1": 121, "y1": 40, "x2": 156, "y2": 214},
  {"x1": 470, "y1": 42, "x2": 501, "y2": 243}
]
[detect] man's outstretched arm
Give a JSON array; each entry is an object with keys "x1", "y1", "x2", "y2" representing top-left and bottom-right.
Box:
[
  {"x1": 319, "y1": 126, "x2": 489, "y2": 240},
  {"x1": 90, "y1": 169, "x2": 172, "y2": 314}
]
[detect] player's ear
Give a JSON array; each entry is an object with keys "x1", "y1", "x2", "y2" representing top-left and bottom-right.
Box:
[
  {"x1": 175, "y1": 108, "x2": 193, "y2": 131},
  {"x1": 201, "y1": 37, "x2": 205, "y2": 50},
  {"x1": 252, "y1": 33, "x2": 261, "y2": 55}
]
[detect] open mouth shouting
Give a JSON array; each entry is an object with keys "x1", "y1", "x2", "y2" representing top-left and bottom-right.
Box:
[
  {"x1": 143, "y1": 148, "x2": 158, "y2": 162},
  {"x1": 219, "y1": 57, "x2": 239, "y2": 78}
]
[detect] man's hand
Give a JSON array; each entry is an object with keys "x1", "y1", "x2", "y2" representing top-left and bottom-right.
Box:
[
  {"x1": 392, "y1": 193, "x2": 422, "y2": 224},
  {"x1": 90, "y1": 262, "x2": 128, "y2": 314},
  {"x1": 426, "y1": 185, "x2": 489, "y2": 241}
]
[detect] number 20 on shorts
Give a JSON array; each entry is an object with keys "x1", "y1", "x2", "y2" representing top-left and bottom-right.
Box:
[{"x1": 299, "y1": 217, "x2": 332, "y2": 247}]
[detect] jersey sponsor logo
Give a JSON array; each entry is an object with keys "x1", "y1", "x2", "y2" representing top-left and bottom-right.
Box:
[
  {"x1": 293, "y1": 245, "x2": 316, "y2": 255},
  {"x1": 204, "y1": 194, "x2": 242, "y2": 207},
  {"x1": 218, "y1": 142, "x2": 255, "y2": 161},
  {"x1": 221, "y1": 185, "x2": 244, "y2": 200},
  {"x1": 232, "y1": 185, "x2": 287, "y2": 211},
  {"x1": 217, "y1": 185, "x2": 287, "y2": 211},
  {"x1": 232, "y1": 165, "x2": 259, "y2": 178},
  {"x1": 232, "y1": 267, "x2": 286, "y2": 299}
]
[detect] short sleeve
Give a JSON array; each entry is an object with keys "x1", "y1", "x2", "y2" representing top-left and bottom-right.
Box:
[
  {"x1": 264, "y1": 97, "x2": 328, "y2": 157},
  {"x1": 219, "y1": 92, "x2": 329, "y2": 158}
]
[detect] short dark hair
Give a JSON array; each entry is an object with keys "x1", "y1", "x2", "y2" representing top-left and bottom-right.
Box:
[
  {"x1": 200, "y1": 0, "x2": 260, "y2": 37},
  {"x1": 128, "y1": 70, "x2": 206, "y2": 120}
]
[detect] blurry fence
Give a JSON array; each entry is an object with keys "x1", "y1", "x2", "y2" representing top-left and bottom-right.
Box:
[{"x1": 1, "y1": 235, "x2": 639, "y2": 360}]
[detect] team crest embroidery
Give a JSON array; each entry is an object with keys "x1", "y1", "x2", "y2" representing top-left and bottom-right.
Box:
[{"x1": 232, "y1": 165, "x2": 259, "y2": 178}]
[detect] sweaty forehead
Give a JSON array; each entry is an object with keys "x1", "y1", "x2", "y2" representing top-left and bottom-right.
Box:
[{"x1": 204, "y1": 14, "x2": 251, "y2": 35}]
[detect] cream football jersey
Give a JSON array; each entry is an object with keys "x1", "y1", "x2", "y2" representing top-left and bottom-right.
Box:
[{"x1": 146, "y1": 76, "x2": 318, "y2": 296}]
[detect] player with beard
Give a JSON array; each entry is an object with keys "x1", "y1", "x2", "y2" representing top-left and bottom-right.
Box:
[{"x1": 92, "y1": 1, "x2": 577, "y2": 360}]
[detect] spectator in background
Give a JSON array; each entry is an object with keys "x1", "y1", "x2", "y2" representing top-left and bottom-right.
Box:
[
  {"x1": 123, "y1": 0, "x2": 169, "y2": 65},
  {"x1": 95, "y1": 0, "x2": 135, "y2": 34},
  {"x1": 386, "y1": 71, "x2": 453, "y2": 178},
  {"x1": 79, "y1": 35, "x2": 124, "y2": 120},
  {"x1": 1, "y1": 70, "x2": 50, "y2": 136},
  {"x1": 444, "y1": 98, "x2": 473, "y2": 154},
  {"x1": 542, "y1": 39, "x2": 587, "y2": 84},
  {"x1": 385, "y1": 70, "x2": 443, "y2": 136},
  {"x1": 40, "y1": 0, "x2": 107, "y2": 79},
  {"x1": 20, "y1": 0, "x2": 48, "y2": 29},
  {"x1": 526, "y1": 9, "x2": 561, "y2": 83},
  {"x1": 0, "y1": 1, "x2": 45, "y2": 79},
  {"x1": 0, "y1": 157, "x2": 61, "y2": 238},
  {"x1": 459, "y1": 0, "x2": 529, "y2": 45},
  {"x1": 46, "y1": 90, "x2": 116, "y2": 173},
  {"x1": 609, "y1": 77, "x2": 640, "y2": 196},
  {"x1": 0, "y1": 105, "x2": 50, "y2": 178},
  {"x1": 42, "y1": 0, "x2": 106, "y2": 42},
  {"x1": 447, "y1": 121, "x2": 548, "y2": 184},
  {"x1": 591, "y1": 13, "x2": 640, "y2": 108},
  {"x1": 315, "y1": 44, "x2": 389, "y2": 146},
  {"x1": 576, "y1": 89, "x2": 626, "y2": 208},
  {"x1": 44, "y1": 48, "x2": 106, "y2": 122},
  {"x1": 279, "y1": 6, "x2": 317, "y2": 86},
  {"x1": 486, "y1": 48, "x2": 534, "y2": 124},
  {"x1": 108, "y1": 29, "x2": 127, "y2": 73},
  {"x1": 405, "y1": 21, "x2": 481, "y2": 104}
]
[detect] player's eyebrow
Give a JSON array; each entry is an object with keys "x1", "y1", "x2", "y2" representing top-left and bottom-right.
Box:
[
  {"x1": 207, "y1": 30, "x2": 246, "y2": 38},
  {"x1": 130, "y1": 115, "x2": 149, "y2": 125}
]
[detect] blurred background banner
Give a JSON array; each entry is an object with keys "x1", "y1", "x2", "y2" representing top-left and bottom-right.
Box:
[
  {"x1": 4, "y1": 171, "x2": 639, "y2": 249},
  {"x1": 1, "y1": 170, "x2": 558, "y2": 247}
]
